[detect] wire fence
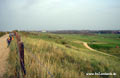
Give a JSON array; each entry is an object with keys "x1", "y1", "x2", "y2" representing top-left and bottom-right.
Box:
[
  {"x1": 14, "y1": 32, "x2": 26, "y2": 78},
  {"x1": 14, "y1": 32, "x2": 55, "y2": 78}
]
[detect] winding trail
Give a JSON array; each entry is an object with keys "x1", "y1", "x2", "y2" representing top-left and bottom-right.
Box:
[
  {"x1": 83, "y1": 42, "x2": 96, "y2": 51},
  {"x1": 73, "y1": 41, "x2": 96, "y2": 51},
  {"x1": 82, "y1": 42, "x2": 116, "y2": 57},
  {"x1": 0, "y1": 34, "x2": 9, "y2": 78},
  {"x1": 74, "y1": 40, "x2": 116, "y2": 57}
]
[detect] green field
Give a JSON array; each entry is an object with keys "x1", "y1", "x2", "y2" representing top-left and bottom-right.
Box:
[
  {"x1": 59, "y1": 34, "x2": 120, "y2": 57},
  {"x1": 5, "y1": 32, "x2": 120, "y2": 78}
]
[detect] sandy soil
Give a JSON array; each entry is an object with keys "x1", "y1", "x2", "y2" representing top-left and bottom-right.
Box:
[
  {"x1": 0, "y1": 34, "x2": 9, "y2": 78},
  {"x1": 83, "y1": 42, "x2": 96, "y2": 51},
  {"x1": 73, "y1": 40, "x2": 96, "y2": 51},
  {"x1": 82, "y1": 42, "x2": 115, "y2": 57}
]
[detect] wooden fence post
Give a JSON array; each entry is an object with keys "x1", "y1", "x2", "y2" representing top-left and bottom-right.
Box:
[
  {"x1": 18, "y1": 42, "x2": 26, "y2": 77},
  {"x1": 15, "y1": 32, "x2": 21, "y2": 44},
  {"x1": 14, "y1": 32, "x2": 26, "y2": 78}
]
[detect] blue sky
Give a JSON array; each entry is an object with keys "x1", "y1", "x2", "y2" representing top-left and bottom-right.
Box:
[{"x1": 0, "y1": 0, "x2": 120, "y2": 31}]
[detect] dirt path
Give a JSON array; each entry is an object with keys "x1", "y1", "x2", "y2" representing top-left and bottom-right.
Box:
[
  {"x1": 82, "y1": 42, "x2": 117, "y2": 57},
  {"x1": 73, "y1": 40, "x2": 96, "y2": 51},
  {"x1": 73, "y1": 40, "x2": 116, "y2": 57},
  {"x1": 0, "y1": 34, "x2": 9, "y2": 78},
  {"x1": 83, "y1": 42, "x2": 96, "y2": 51}
]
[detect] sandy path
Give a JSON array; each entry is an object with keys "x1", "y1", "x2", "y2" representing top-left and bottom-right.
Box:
[
  {"x1": 73, "y1": 40, "x2": 96, "y2": 51},
  {"x1": 82, "y1": 42, "x2": 117, "y2": 57},
  {"x1": 0, "y1": 34, "x2": 9, "y2": 78},
  {"x1": 83, "y1": 42, "x2": 96, "y2": 51}
]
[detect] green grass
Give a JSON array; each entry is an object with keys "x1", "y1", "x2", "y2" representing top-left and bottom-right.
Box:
[
  {"x1": 89, "y1": 44, "x2": 120, "y2": 57},
  {"x1": 59, "y1": 34, "x2": 120, "y2": 57},
  {"x1": 5, "y1": 32, "x2": 120, "y2": 78},
  {"x1": 59, "y1": 34, "x2": 120, "y2": 44},
  {"x1": 89, "y1": 44, "x2": 118, "y2": 49},
  {"x1": 20, "y1": 32, "x2": 85, "y2": 49}
]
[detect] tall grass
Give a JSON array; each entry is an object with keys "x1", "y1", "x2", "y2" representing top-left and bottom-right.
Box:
[{"x1": 5, "y1": 32, "x2": 120, "y2": 78}]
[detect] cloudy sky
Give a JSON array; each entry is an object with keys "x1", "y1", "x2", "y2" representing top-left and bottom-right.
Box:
[{"x1": 0, "y1": 0, "x2": 120, "y2": 31}]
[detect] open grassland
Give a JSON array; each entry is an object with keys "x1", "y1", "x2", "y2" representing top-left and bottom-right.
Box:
[
  {"x1": 59, "y1": 34, "x2": 120, "y2": 57},
  {"x1": 5, "y1": 32, "x2": 120, "y2": 78}
]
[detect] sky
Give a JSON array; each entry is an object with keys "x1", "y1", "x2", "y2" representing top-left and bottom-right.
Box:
[{"x1": 0, "y1": 0, "x2": 120, "y2": 31}]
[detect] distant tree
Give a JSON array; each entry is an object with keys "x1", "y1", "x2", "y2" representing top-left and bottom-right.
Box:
[{"x1": 12, "y1": 30, "x2": 18, "y2": 32}]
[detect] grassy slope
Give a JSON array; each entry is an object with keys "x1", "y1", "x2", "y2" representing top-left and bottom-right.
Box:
[
  {"x1": 60, "y1": 34, "x2": 120, "y2": 57},
  {"x1": 5, "y1": 32, "x2": 120, "y2": 78},
  {"x1": 0, "y1": 32, "x2": 5, "y2": 37}
]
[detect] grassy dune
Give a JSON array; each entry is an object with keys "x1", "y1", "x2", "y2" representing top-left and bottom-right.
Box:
[
  {"x1": 5, "y1": 32, "x2": 120, "y2": 78},
  {"x1": 0, "y1": 32, "x2": 5, "y2": 37}
]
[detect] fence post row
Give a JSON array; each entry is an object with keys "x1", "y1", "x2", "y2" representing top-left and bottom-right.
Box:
[{"x1": 14, "y1": 32, "x2": 26, "y2": 77}]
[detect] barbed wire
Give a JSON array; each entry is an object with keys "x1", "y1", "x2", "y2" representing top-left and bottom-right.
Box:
[
  {"x1": 14, "y1": 32, "x2": 54, "y2": 78},
  {"x1": 25, "y1": 47, "x2": 55, "y2": 78}
]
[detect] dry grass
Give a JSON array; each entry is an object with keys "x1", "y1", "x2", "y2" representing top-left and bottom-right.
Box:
[{"x1": 5, "y1": 33, "x2": 120, "y2": 78}]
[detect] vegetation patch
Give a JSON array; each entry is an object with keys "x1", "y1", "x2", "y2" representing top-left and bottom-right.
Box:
[
  {"x1": 0, "y1": 32, "x2": 5, "y2": 37},
  {"x1": 5, "y1": 32, "x2": 120, "y2": 78}
]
